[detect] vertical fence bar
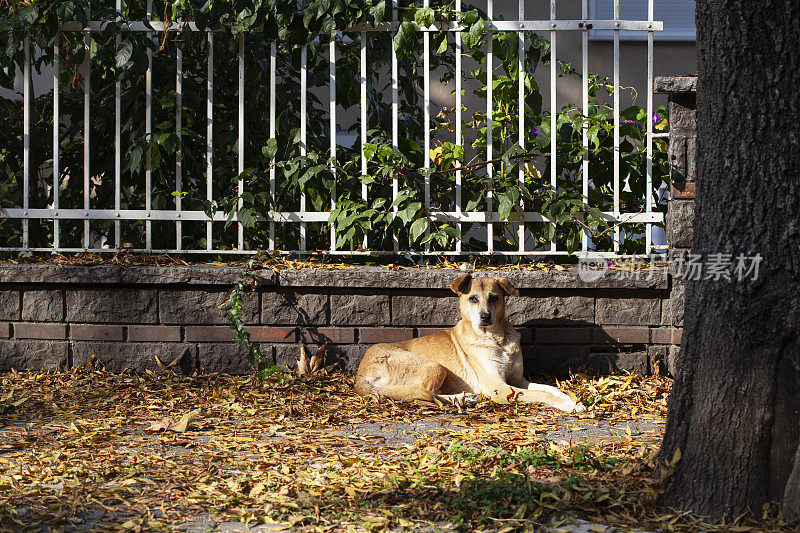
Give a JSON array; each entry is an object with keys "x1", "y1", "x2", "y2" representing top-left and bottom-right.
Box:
[
  {"x1": 581, "y1": 0, "x2": 589, "y2": 252},
  {"x1": 454, "y1": 0, "x2": 462, "y2": 253},
  {"x1": 238, "y1": 35, "x2": 245, "y2": 251},
  {"x1": 114, "y1": 0, "x2": 122, "y2": 249},
  {"x1": 646, "y1": 0, "x2": 654, "y2": 254},
  {"x1": 83, "y1": 9, "x2": 91, "y2": 249},
  {"x1": 517, "y1": 0, "x2": 525, "y2": 254},
  {"x1": 330, "y1": 35, "x2": 337, "y2": 251},
  {"x1": 486, "y1": 0, "x2": 494, "y2": 253},
  {"x1": 206, "y1": 32, "x2": 214, "y2": 251},
  {"x1": 269, "y1": 42, "x2": 276, "y2": 250},
  {"x1": 613, "y1": 0, "x2": 620, "y2": 252},
  {"x1": 22, "y1": 35, "x2": 30, "y2": 250},
  {"x1": 549, "y1": 0, "x2": 557, "y2": 252},
  {"x1": 300, "y1": 43, "x2": 307, "y2": 252},
  {"x1": 391, "y1": 0, "x2": 399, "y2": 252},
  {"x1": 145, "y1": 0, "x2": 152, "y2": 250},
  {"x1": 176, "y1": 47, "x2": 183, "y2": 251},
  {"x1": 360, "y1": 30, "x2": 368, "y2": 248},
  {"x1": 53, "y1": 35, "x2": 60, "y2": 250},
  {"x1": 423, "y1": 0, "x2": 431, "y2": 250}
]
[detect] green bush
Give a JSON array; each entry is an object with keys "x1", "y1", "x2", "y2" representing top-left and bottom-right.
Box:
[{"x1": 0, "y1": 0, "x2": 668, "y2": 256}]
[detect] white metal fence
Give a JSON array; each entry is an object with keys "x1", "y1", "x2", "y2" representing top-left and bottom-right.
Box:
[{"x1": 1, "y1": 0, "x2": 665, "y2": 257}]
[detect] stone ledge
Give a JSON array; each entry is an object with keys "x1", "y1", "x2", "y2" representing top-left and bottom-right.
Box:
[
  {"x1": 655, "y1": 75, "x2": 697, "y2": 94},
  {"x1": 0, "y1": 264, "x2": 279, "y2": 286},
  {"x1": 0, "y1": 264, "x2": 669, "y2": 290},
  {"x1": 272, "y1": 266, "x2": 669, "y2": 290}
]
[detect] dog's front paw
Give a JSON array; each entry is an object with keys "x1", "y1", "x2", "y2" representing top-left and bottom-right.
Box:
[
  {"x1": 436, "y1": 392, "x2": 480, "y2": 407},
  {"x1": 458, "y1": 393, "x2": 480, "y2": 407},
  {"x1": 558, "y1": 399, "x2": 586, "y2": 413},
  {"x1": 571, "y1": 402, "x2": 587, "y2": 413}
]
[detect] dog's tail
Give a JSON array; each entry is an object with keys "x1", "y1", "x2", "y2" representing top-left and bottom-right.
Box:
[{"x1": 355, "y1": 378, "x2": 435, "y2": 403}]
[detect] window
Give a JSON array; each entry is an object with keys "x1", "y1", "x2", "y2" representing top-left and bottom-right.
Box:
[{"x1": 589, "y1": 0, "x2": 696, "y2": 41}]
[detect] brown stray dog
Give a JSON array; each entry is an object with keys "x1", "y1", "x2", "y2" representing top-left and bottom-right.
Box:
[{"x1": 355, "y1": 274, "x2": 585, "y2": 412}]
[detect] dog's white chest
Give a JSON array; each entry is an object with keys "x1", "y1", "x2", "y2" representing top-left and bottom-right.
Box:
[{"x1": 469, "y1": 333, "x2": 521, "y2": 383}]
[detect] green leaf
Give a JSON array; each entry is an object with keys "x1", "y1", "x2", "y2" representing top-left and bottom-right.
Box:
[
  {"x1": 18, "y1": 6, "x2": 39, "y2": 27},
  {"x1": 129, "y1": 146, "x2": 143, "y2": 174},
  {"x1": 497, "y1": 193, "x2": 515, "y2": 221},
  {"x1": 262, "y1": 139, "x2": 278, "y2": 161},
  {"x1": 414, "y1": 7, "x2": 435, "y2": 27},
  {"x1": 363, "y1": 143, "x2": 377, "y2": 162},
  {"x1": 370, "y1": 2, "x2": 386, "y2": 23},
  {"x1": 463, "y1": 18, "x2": 485, "y2": 50},
  {"x1": 394, "y1": 20, "x2": 415, "y2": 55},
  {"x1": 465, "y1": 196, "x2": 483, "y2": 212},
  {"x1": 239, "y1": 207, "x2": 258, "y2": 228},
  {"x1": 441, "y1": 225, "x2": 461, "y2": 240},
  {"x1": 409, "y1": 217, "x2": 428, "y2": 243},
  {"x1": 115, "y1": 39, "x2": 133, "y2": 68},
  {"x1": 435, "y1": 34, "x2": 448, "y2": 55},
  {"x1": 398, "y1": 201, "x2": 421, "y2": 225}
]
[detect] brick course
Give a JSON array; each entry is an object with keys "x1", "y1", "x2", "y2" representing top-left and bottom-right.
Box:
[
  {"x1": 73, "y1": 342, "x2": 193, "y2": 373},
  {"x1": 22, "y1": 290, "x2": 64, "y2": 322},
  {"x1": 67, "y1": 289, "x2": 157, "y2": 324},
  {"x1": 392, "y1": 295, "x2": 458, "y2": 326},
  {"x1": 71, "y1": 324, "x2": 124, "y2": 341},
  {"x1": 14, "y1": 323, "x2": 67, "y2": 340},
  {"x1": 128, "y1": 325, "x2": 181, "y2": 342},
  {"x1": 594, "y1": 326, "x2": 650, "y2": 345},
  {"x1": 299, "y1": 327, "x2": 355, "y2": 344},
  {"x1": 330, "y1": 294, "x2": 390, "y2": 325},
  {"x1": 358, "y1": 327, "x2": 414, "y2": 344},
  {"x1": 0, "y1": 291, "x2": 20, "y2": 321},
  {"x1": 160, "y1": 290, "x2": 258, "y2": 325},
  {"x1": 185, "y1": 326, "x2": 237, "y2": 342},
  {"x1": 595, "y1": 297, "x2": 661, "y2": 325},
  {"x1": 0, "y1": 340, "x2": 68, "y2": 371},
  {"x1": 262, "y1": 291, "x2": 327, "y2": 325},
  {"x1": 535, "y1": 327, "x2": 593, "y2": 344}
]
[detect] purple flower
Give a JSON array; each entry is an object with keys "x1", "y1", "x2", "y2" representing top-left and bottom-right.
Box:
[
  {"x1": 624, "y1": 119, "x2": 637, "y2": 124},
  {"x1": 653, "y1": 113, "x2": 663, "y2": 123},
  {"x1": 531, "y1": 126, "x2": 539, "y2": 137}
]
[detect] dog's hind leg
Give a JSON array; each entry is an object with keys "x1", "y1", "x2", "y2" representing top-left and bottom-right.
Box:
[{"x1": 356, "y1": 348, "x2": 448, "y2": 403}]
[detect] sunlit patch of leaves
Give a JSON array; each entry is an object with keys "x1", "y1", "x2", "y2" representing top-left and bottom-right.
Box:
[{"x1": 0, "y1": 369, "x2": 796, "y2": 532}]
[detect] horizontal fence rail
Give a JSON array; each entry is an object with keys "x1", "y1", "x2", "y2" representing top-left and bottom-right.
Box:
[{"x1": 1, "y1": 0, "x2": 666, "y2": 257}]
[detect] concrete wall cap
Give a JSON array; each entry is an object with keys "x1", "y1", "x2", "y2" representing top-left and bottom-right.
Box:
[
  {"x1": 655, "y1": 75, "x2": 697, "y2": 94},
  {"x1": 0, "y1": 264, "x2": 669, "y2": 290}
]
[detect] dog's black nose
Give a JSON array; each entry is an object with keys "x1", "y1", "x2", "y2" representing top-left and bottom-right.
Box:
[{"x1": 479, "y1": 311, "x2": 492, "y2": 324}]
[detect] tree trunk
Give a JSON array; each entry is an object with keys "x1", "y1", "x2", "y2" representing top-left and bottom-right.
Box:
[{"x1": 658, "y1": 0, "x2": 800, "y2": 520}]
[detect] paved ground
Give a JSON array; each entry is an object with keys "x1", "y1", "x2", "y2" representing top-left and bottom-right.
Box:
[
  {"x1": 326, "y1": 416, "x2": 662, "y2": 446},
  {"x1": 165, "y1": 416, "x2": 661, "y2": 533},
  {"x1": 2, "y1": 372, "x2": 671, "y2": 532}
]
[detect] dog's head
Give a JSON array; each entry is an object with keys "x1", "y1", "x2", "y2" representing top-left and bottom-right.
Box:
[{"x1": 450, "y1": 274, "x2": 518, "y2": 331}]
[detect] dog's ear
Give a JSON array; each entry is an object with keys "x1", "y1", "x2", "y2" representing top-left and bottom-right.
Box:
[
  {"x1": 450, "y1": 274, "x2": 472, "y2": 295},
  {"x1": 495, "y1": 277, "x2": 519, "y2": 297}
]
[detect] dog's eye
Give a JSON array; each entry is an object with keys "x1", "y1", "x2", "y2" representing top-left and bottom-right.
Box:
[
  {"x1": 468, "y1": 295, "x2": 479, "y2": 303},
  {"x1": 488, "y1": 294, "x2": 498, "y2": 303}
]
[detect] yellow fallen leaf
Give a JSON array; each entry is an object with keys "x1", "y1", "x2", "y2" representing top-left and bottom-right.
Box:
[
  {"x1": 249, "y1": 482, "x2": 265, "y2": 497},
  {"x1": 171, "y1": 409, "x2": 201, "y2": 433}
]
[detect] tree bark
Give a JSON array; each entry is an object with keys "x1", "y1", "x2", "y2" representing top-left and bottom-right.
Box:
[{"x1": 658, "y1": 0, "x2": 800, "y2": 520}]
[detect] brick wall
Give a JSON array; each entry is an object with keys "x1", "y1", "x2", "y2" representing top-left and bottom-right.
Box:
[
  {"x1": 656, "y1": 74, "x2": 697, "y2": 376},
  {"x1": 0, "y1": 264, "x2": 682, "y2": 377}
]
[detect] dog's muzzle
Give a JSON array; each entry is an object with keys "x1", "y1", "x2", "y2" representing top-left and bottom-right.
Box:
[{"x1": 479, "y1": 311, "x2": 493, "y2": 326}]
